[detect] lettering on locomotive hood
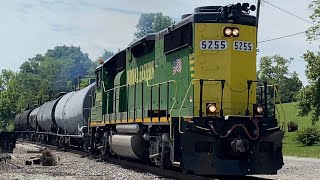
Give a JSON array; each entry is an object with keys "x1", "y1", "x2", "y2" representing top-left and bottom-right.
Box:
[
  {"x1": 95, "y1": 92, "x2": 102, "y2": 106},
  {"x1": 127, "y1": 61, "x2": 154, "y2": 84}
]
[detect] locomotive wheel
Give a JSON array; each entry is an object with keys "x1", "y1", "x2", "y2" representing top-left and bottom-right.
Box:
[
  {"x1": 180, "y1": 163, "x2": 193, "y2": 174},
  {"x1": 181, "y1": 166, "x2": 191, "y2": 174},
  {"x1": 160, "y1": 147, "x2": 170, "y2": 169},
  {"x1": 63, "y1": 137, "x2": 70, "y2": 151},
  {"x1": 101, "y1": 151, "x2": 110, "y2": 160},
  {"x1": 58, "y1": 137, "x2": 64, "y2": 149},
  {"x1": 100, "y1": 132, "x2": 110, "y2": 160}
]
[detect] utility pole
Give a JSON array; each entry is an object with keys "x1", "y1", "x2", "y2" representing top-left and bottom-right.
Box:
[{"x1": 256, "y1": 0, "x2": 262, "y2": 47}]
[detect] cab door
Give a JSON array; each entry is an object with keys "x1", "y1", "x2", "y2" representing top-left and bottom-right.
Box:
[{"x1": 91, "y1": 70, "x2": 103, "y2": 123}]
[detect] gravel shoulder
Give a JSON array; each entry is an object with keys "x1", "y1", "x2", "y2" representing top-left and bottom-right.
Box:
[
  {"x1": 1, "y1": 143, "x2": 320, "y2": 180},
  {"x1": 0, "y1": 143, "x2": 171, "y2": 180},
  {"x1": 254, "y1": 156, "x2": 320, "y2": 180}
]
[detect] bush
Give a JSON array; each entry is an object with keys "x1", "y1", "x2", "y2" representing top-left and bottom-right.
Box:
[
  {"x1": 295, "y1": 127, "x2": 320, "y2": 146},
  {"x1": 40, "y1": 150, "x2": 56, "y2": 166},
  {"x1": 287, "y1": 121, "x2": 299, "y2": 132}
]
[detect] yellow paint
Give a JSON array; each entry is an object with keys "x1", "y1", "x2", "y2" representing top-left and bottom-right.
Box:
[
  {"x1": 135, "y1": 119, "x2": 143, "y2": 123},
  {"x1": 127, "y1": 61, "x2": 154, "y2": 84},
  {"x1": 193, "y1": 23, "x2": 257, "y2": 116},
  {"x1": 90, "y1": 117, "x2": 171, "y2": 127},
  {"x1": 90, "y1": 121, "x2": 105, "y2": 127},
  {"x1": 116, "y1": 120, "x2": 122, "y2": 123}
]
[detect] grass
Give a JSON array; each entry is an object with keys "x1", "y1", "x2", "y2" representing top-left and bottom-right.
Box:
[
  {"x1": 276, "y1": 102, "x2": 320, "y2": 130},
  {"x1": 282, "y1": 132, "x2": 320, "y2": 158},
  {"x1": 276, "y1": 102, "x2": 320, "y2": 158}
]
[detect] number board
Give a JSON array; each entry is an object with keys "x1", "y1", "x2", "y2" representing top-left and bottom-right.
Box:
[
  {"x1": 200, "y1": 40, "x2": 227, "y2": 50},
  {"x1": 233, "y1": 41, "x2": 253, "y2": 51}
]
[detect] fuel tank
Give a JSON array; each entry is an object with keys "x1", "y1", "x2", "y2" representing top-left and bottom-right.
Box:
[
  {"x1": 109, "y1": 134, "x2": 147, "y2": 160},
  {"x1": 54, "y1": 83, "x2": 95, "y2": 134},
  {"x1": 116, "y1": 124, "x2": 140, "y2": 133},
  {"x1": 37, "y1": 98, "x2": 61, "y2": 132}
]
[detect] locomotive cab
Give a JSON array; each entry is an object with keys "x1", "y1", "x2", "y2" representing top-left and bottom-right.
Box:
[{"x1": 178, "y1": 3, "x2": 284, "y2": 175}]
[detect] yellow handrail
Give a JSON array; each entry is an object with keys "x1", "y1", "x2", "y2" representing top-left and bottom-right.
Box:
[
  {"x1": 178, "y1": 79, "x2": 216, "y2": 134},
  {"x1": 257, "y1": 84, "x2": 285, "y2": 130},
  {"x1": 274, "y1": 85, "x2": 285, "y2": 130},
  {"x1": 273, "y1": 85, "x2": 281, "y2": 126}
]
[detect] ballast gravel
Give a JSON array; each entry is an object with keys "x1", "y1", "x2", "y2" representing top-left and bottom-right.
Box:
[
  {"x1": 0, "y1": 143, "x2": 172, "y2": 180},
  {"x1": 1, "y1": 143, "x2": 320, "y2": 180},
  {"x1": 254, "y1": 156, "x2": 320, "y2": 180}
]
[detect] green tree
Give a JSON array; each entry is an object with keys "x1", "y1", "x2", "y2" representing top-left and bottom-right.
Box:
[
  {"x1": 45, "y1": 46, "x2": 94, "y2": 84},
  {"x1": 134, "y1": 12, "x2": 173, "y2": 39},
  {"x1": 295, "y1": 0, "x2": 320, "y2": 125},
  {"x1": 0, "y1": 45, "x2": 95, "y2": 130},
  {"x1": 295, "y1": 85, "x2": 312, "y2": 117},
  {"x1": 0, "y1": 70, "x2": 19, "y2": 130},
  {"x1": 282, "y1": 72, "x2": 303, "y2": 102},
  {"x1": 0, "y1": 69, "x2": 15, "y2": 91},
  {"x1": 257, "y1": 55, "x2": 302, "y2": 103},
  {"x1": 296, "y1": 51, "x2": 320, "y2": 124},
  {"x1": 307, "y1": 0, "x2": 320, "y2": 41},
  {"x1": 101, "y1": 49, "x2": 114, "y2": 61},
  {"x1": 87, "y1": 50, "x2": 115, "y2": 75}
]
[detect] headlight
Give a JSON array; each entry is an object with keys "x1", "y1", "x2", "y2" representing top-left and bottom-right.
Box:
[
  {"x1": 223, "y1": 27, "x2": 239, "y2": 37},
  {"x1": 232, "y1": 29, "x2": 239, "y2": 36},
  {"x1": 206, "y1": 103, "x2": 217, "y2": 114},
  {"x1": 208, "y1": 104, "x2": 217, "y2": 113},
  {"x1": 256, "y1": 106, "x2": 263, "y2": 113},
  {"x1": 253, "y1": 104, "x2": 264, "y2": 117},
  {"x1": 225, "y1": 28, "x2": 232, "y2": 36}
]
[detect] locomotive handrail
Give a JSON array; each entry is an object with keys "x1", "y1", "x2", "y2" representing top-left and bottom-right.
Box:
[
  {"x1": 101, "y1": 79, "x2": 177, "y2": 93},
  {"x1": 101, "y1": 79, "x2": 178, "y2": 140},
  {"x1": 143, "y1": 80, "x2": 178, "y2": 141},
  {"x1": 256, "y1": 83, "x2": 285, "y2": 130},
  {"x1": 178, "y1": 79, "x2": 221, "y2": 134},
  {"x1": 274, "y1": 85, "x2": 285, "y2": 131}
]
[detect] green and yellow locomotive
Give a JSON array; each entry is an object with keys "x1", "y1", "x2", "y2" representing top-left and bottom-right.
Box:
[{"x1": 90, "y1": 3, "x2": 284, "y2": 175}]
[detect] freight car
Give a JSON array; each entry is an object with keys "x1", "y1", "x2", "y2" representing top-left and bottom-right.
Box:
[
  {"x1": 14, "y1": 2, "x2": 284, "y2": 176},
  {"x1": 14, "y1": 83, "x2": 95, "y2": 148}
]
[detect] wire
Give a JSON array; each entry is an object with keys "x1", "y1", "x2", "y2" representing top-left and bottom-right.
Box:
[
  {"x1": 262, "y1": 0, "x2": 317, "y2": 26},
  {"x1": 256, "y1": 1, "x2": 319, "y2": 43},
  {"x1": 258, "y1": 31, "x2": 307, "y2": 43},
  {"x1": 225, "y1": 82, "x2": 248, "y2": 93}
]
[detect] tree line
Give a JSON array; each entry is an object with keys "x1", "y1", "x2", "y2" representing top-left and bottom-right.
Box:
[
  {"x1": 0, "y1": 2, "x2": 319, "y2": 131},
  {"x1": 0, "y1": 46, "x2": 95, "y2": 130}
]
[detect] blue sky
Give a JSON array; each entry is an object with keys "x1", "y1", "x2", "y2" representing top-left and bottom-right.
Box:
[{"x1": 0, "y1": 0, "x2": 319, "y2": 85}]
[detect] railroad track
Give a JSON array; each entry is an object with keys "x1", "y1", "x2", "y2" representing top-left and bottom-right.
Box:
[{"x1": 16, "y1": 139, "x2": 269, "y2": 180}]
